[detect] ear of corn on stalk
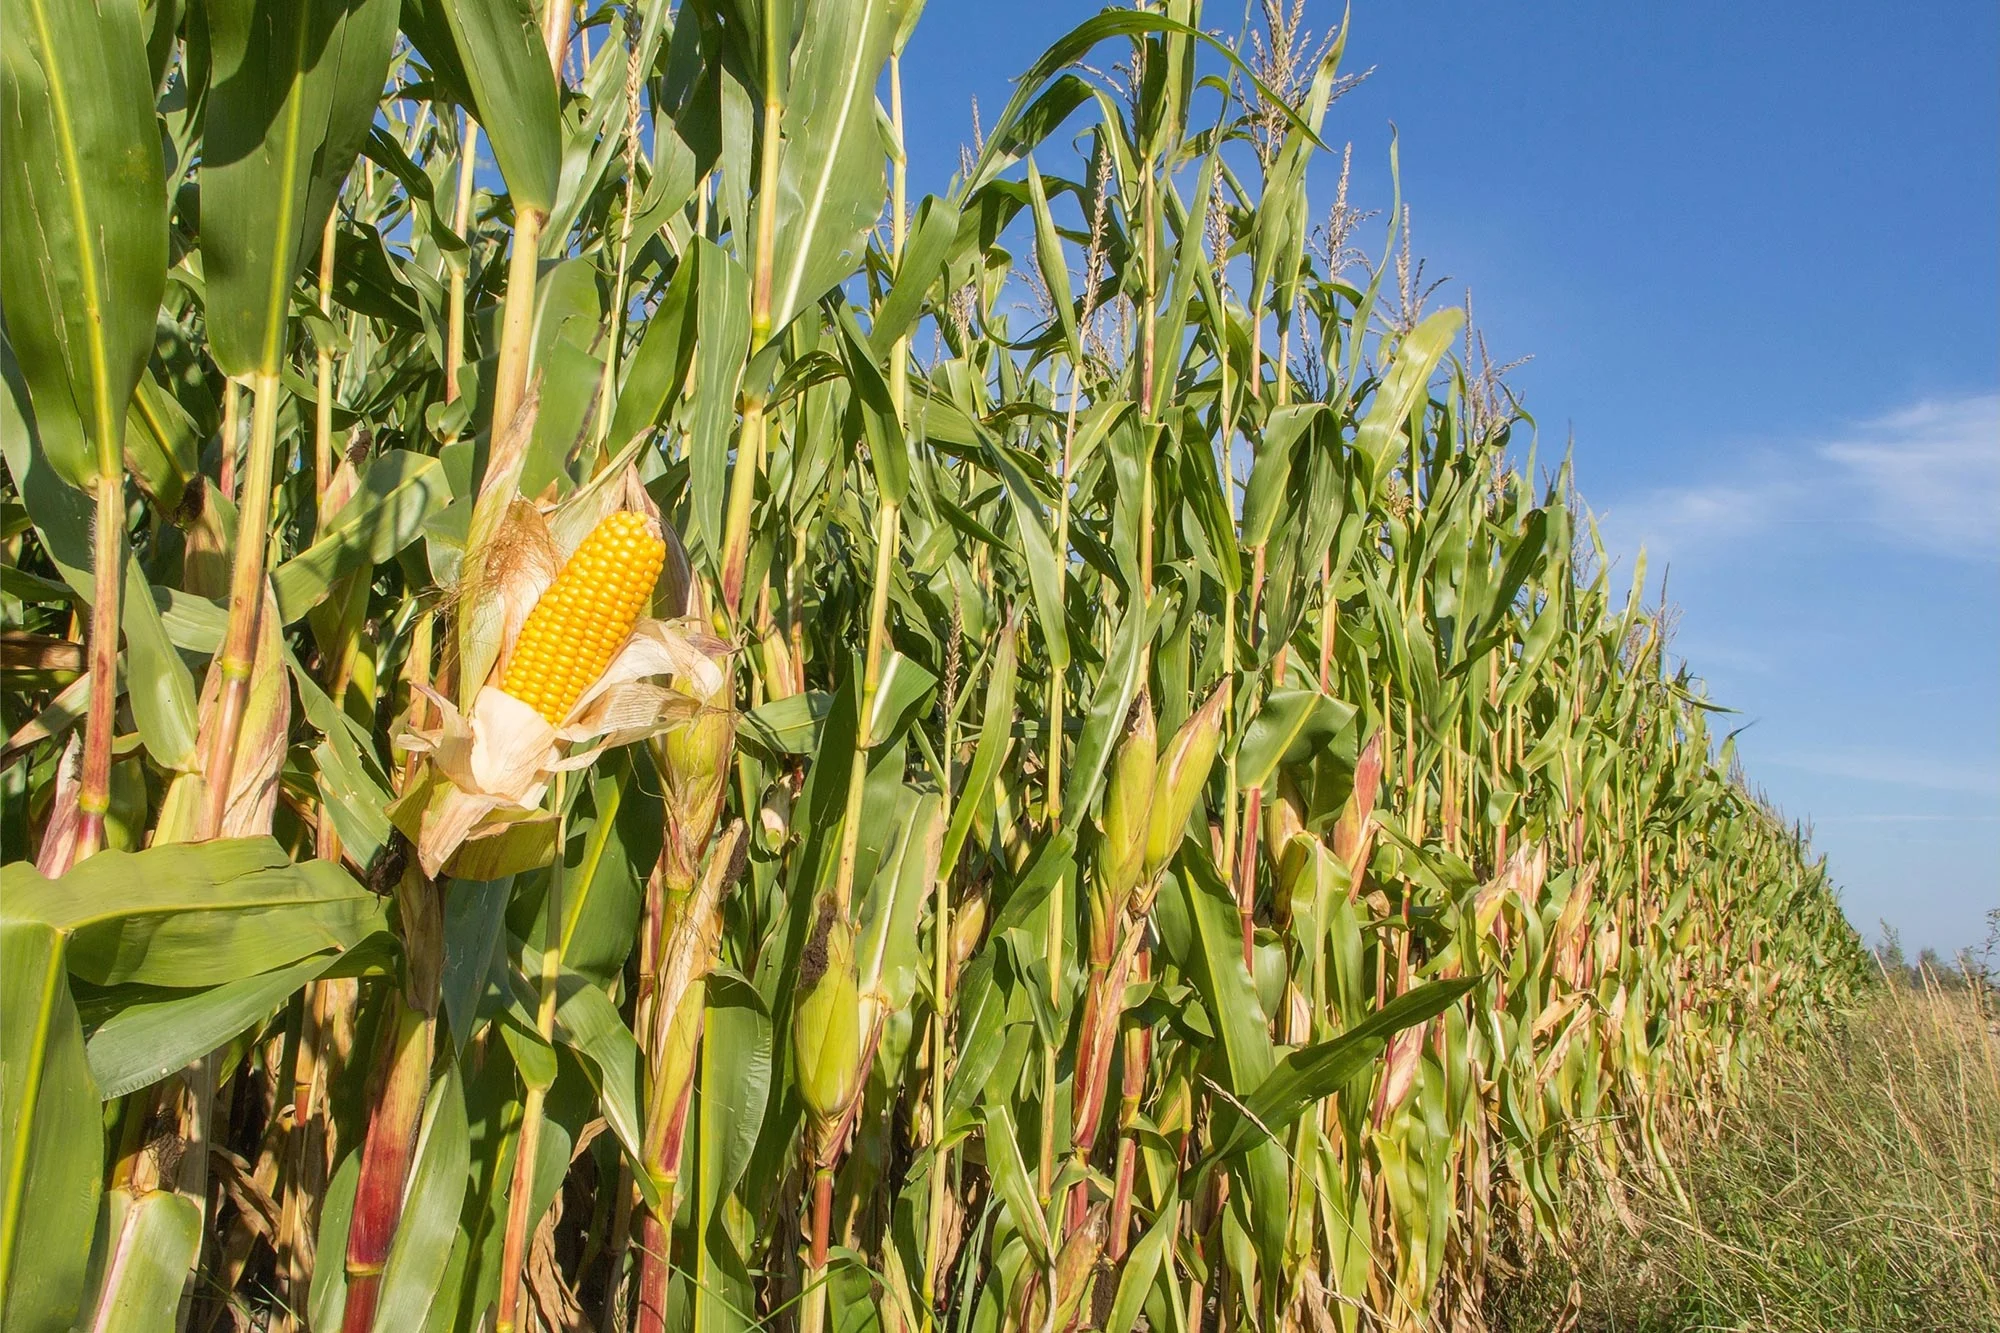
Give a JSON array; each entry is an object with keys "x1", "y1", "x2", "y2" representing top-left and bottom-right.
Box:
[
  {"x1": 500, "y1": 510, "x2": 666, "y2": 723},
  {"x1": 794, "y1": 900, "x2": 863, "y2": 1162},
  {"x1": 1097, "y1": 692, "x2": 1157, "y2": 919},
  {"x1": 1144, "y1": 687, "x2": 1227, "y2": 885}
]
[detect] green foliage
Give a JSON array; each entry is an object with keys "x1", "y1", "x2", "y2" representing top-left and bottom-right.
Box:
[
  {"x1": 0, "y1": 3, "x2": 1869, "y2": 1331},
  {"x1": 0, "y1": 922, "x2": 100, "y2": 1331},
  {"x1": 0, "y1": 0, "x2": 165, "y2": 486}
]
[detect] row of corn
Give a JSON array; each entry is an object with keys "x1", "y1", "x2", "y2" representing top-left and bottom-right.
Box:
[{"x1": 0, "y1": 1, "x2": 1868, "y2": 1331}]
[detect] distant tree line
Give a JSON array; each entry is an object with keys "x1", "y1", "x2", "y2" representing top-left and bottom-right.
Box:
[{"x1": 1874, "y1": 910, "x2": 2000, "y2": 992}]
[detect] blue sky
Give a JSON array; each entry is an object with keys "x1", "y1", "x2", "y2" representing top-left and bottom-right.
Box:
[{"x1": 899, "y1": 1, "x2": 2000, "y2": 954}]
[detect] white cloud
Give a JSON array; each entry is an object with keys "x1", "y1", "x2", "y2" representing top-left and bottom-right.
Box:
[
  {"x1": 1602, "y1": 391, "x2": 2000, "y2": 563},
  {"x1": 1822, "y1": 394, "x2": 2000, "y2": 557},
  {"x1": 1764, "y1": 747, "x2": 2000, "y2": 798}
]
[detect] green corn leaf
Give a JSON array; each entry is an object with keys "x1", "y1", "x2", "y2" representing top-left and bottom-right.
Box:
[
  {"x1": 697, "y1": 969, "x2": 772, "y2": 1218},
  {"x1": 288, "y1": 650, "x2": 394, "y2": 866},
  {"x1": 1234, "y1": 689, "x2": 1355, "y2": 792},
  {"x1": 328, "y1": 223, "x2": 427, "y2": 329},
  {"x1": 765, "y1": 0, "x2": 901, "y2": 335},
  {"x1": 1177, "y1": 435, "x2": 1242, "y2": 593},
  {"x1": 1024, "y1": 160, "x2": 1081, "y2": 361},
  {"x1": 546, "y1": 969, "x2": 660, "y2": 1212},
  {"x1": 866, "y1": 651, "x2": 937, "y2": 748},
  {"x1": 939, "y1": 620, "x2": 1018, "y2": 873},
  {"x1": 436, "y1": 0, "x2": 561, "y2": 213},
  {"x1": 855, "y1": 790, "x2": 944, "y2": 1015},
  {"x1": 542, "y1": 5, "x2": 669, "y2": 247},
  {"x1": 928, "y1": 485, "x2": 1008, "y2": 552},
  {"x1": 0, "y1": 0, "x2": 166, "y2": 488},
  {"x1": 201, "y1": 0, "x2": 398, "y2": 377},
  {"x1": 966, "y1": 9, "x2": 1327, "y2": 194},
  {"x1": 498, "y1": 1017, "x2": 558, "y2": 1093},
  {"x1": 440, "y1": 879, "x2": 511, "y2": 1054},
  {"x1": 688, "y1": 239, "x2": 752, "y2": 565},
  {"x1": 0, "y1": 338, "x2": 92, "y2": 599},
  {"x1": 1250, "y1": 28, "x2": 1349, "y2": 321},
  {"x1": 742, "y1": 690, "x2": 836, "y2": 757},
  {"x1": 270, "y1": 451, "x2": 452, "y2": 623},
  {"x1": 156, "y1": 587, "x2": 229, "y2": 655},
  {"x1": 1241, "y1": 405, "x2": 1321, "y2": 550},
  {"x1": 307, "y1": 1151, "x2": 362, "y2": 1333},
  {"x1": 941, "y1": 953, "x2": 1009, "y2": 1122},
  {"x1": 519, "y1": 258, "x2": 605, "y2": 496},
  {"x1": 1104, "y1": 1188, "x2": 1179, "y2": 1333},
  {"x1": 120, "y1": 555, "x2": 199, "y2": 772},
  {"x1": 414, "y1": 1236, "x2": 469, "y2": 1333},
  {"x1": 1, "y1": 838, "x2": 386, "y2": 987},
  {"x1": 551, "y1": 759, "x2": 655, "y2": 986},
  {"x1": 0, "y1": 564, "x2": 72, "y2": 606},
  {"x1": 1205, "y1": 976, "x2": 1481, "y2": 1166},
  {"x1": 1351, "y1": 308, "x2": 1464, "y2": 497},
  {"x1": 85, "y1": 950, "x2": 340, "y2": 1099},
  {"x1": 606, "y1": 250, "x2": 699, "y2": 450},
  {"x1": 838, "y1": 304, "x2": 910, "y2": 506},
  {"x1": 124, "y1": 371, "x2": 199, "y2": 510},
  {"x1": 73, "y1": 1187, "x2": 202, "y2": 1333},
  {"x1": 1448, "y1": 508, "x2": 1553, "y2": 671},
  {"x1": 398, "y1": 0, "x2": 479, "y2": 121},
  {"x1": 982, "y1": 1104, "x2": 1051, "y2": 1267},
  {"x1": 985, "y1": 440, "x2": 1070, "y2": 670},
  {"x1": 360, "y1": 124, "x2": 469, "y2": 259},
  {"x1": 1060, "y1": 596, "x2": 1151, "y2": 831},
  {"x1": 1175, "y1": 850, "x2": 1273, "y2": 1093},
  {"x1": 870, "y1": 194, "x2": 961, "y2": 355},
  {"x1": 0, "y1": 921, "x2": 100, "y2": 1332},
  {"x1": 1148, "y1": 153, "x2": 1220, "y2": 423},
  {"x1": 692, "y1": 969, "x2": 772, "y2": 1333}
]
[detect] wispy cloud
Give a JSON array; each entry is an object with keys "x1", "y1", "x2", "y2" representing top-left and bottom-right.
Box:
[
  {"x1": 1764, "y1": 747, "x2": 2000, "y2": 798},
  {"x1": 1603, "y1": 391, "x2": 2000, "y2": 563},
  {"x1": 1814, "y1": 814, "x2": 2000, "y2": 824},
  {"x1": 1823, "y1": 395, "x2": 2000, "y2": 557}
]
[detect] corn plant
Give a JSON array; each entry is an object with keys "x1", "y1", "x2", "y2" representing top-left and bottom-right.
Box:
[{"x1": 0, "y1": 2, "x2": 1868, "y2": 1332}]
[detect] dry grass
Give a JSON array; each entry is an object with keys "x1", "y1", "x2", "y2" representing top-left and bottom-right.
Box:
[{"x1": 1491, "y1": 978, "x2": 2000, "y2": 1332}]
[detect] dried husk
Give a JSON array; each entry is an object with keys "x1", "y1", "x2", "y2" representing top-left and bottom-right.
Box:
[{"x1": 155, "y1": 581, "x2": 289, "y2": 844}]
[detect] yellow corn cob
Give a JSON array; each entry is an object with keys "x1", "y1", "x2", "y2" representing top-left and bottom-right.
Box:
[{"x1": 500, "y1": 510, "x2": 666, "y2": 723}]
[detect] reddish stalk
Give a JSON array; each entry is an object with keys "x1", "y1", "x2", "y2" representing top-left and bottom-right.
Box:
[
  {"x1": 634, "y1": 1204, "x2": 673, "y2": 1332},
  {"x1": 70, "y1": 472, "x2": 122, "y2": 867},
  {"x1": 1105, "y1": 949, "x2": 1152, "y2": 1262},
  {"x1": 340, "y1": 865, "x2": 441, "y2": 1333},
  {"x1": 339, "y1": 996, "x2": 430, "y2": 1333},
  {"x1": 1237, "y1": 785, "x2": 1262, "y2": 970},
  {"x1": 633, "y1": 1078, "x2": 695, "y2": 1333},
  {"x1": 809, "y1": 1167, "x2": 835, "y2": 1272}
]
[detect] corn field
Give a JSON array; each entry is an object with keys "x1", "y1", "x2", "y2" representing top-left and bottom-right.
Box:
[{"x1": 0, "y1": 2, "x2": 1870, "y2": 1331}]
